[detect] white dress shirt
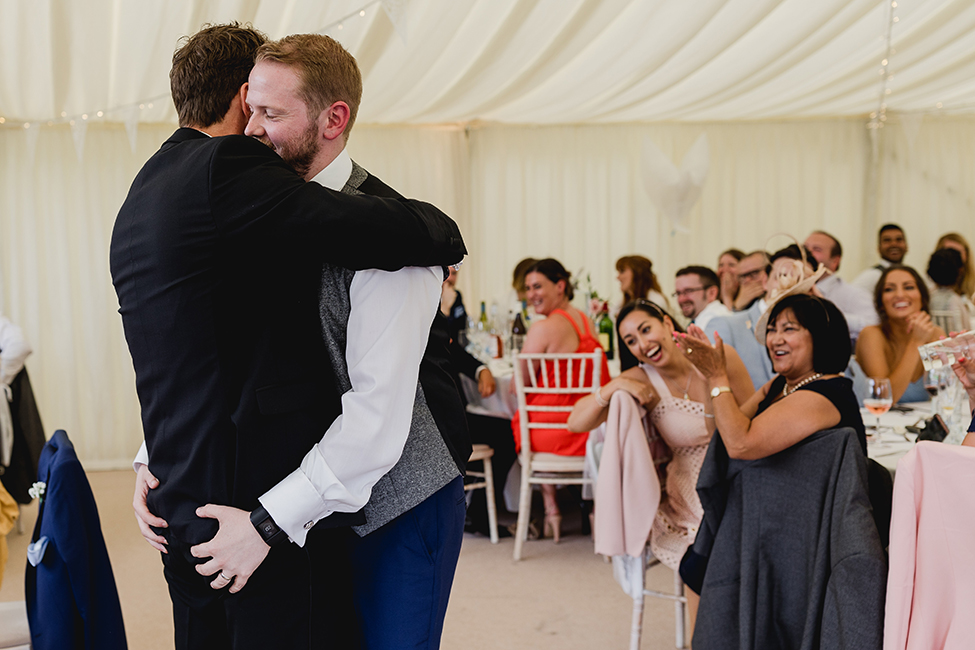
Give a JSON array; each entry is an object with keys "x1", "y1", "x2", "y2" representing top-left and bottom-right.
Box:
[
  {"x1": 136, "y1": 148, "x2": 442, "y2": 546},
  {"x1": 851, "y1": 259, "x2": 892, "y2": 295},
  {"x1": 691, "y1": 300, "x2": 731, "y2": 332},
  {"x1": 816, "y1": 274, "x2": 878, "y2": 338}
]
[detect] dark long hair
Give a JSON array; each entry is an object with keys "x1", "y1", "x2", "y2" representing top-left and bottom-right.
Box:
[
  {"x1": 615, "y1": 299, "x2": 685, "y2": 368},
  {"x1": 874, "y1": 265, "x2": 930, "y2": 338}
]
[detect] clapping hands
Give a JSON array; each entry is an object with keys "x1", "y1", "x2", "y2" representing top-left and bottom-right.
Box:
[{"x1": 675, "y1": 325, "x2": 727, "y2": 380}]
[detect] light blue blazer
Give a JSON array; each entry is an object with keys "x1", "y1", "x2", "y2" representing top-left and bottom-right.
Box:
[{"x1": 705, "y1": 301, "x2": 774, "y2": 391}]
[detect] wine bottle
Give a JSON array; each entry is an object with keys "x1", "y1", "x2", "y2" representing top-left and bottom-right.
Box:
[
  {"x1": 511, "y1": 310, "x2": 527, "y2": 354},
  {"x1": 478, "y1": 301, "x2": 488, "y2": 332},
  {"x1": 598, "y1": 311, "x2": 615, "y2": 360}
]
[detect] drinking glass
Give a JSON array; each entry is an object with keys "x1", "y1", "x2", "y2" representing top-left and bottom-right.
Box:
[{"x1": 864, "y1": 378, "x2": 893, "y2": 434}]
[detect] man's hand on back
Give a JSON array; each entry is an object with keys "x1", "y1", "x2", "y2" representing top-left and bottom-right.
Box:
[
  {"x1": 133, "y1": 465, "x2": 168, "y2": 553},
  {"x1": 191, "y1": 505, "x2": 271, "y2": 594}
]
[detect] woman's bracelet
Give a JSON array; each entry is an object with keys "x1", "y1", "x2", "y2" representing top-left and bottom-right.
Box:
[{"x1": 593, "y1": 387, "x2": 610, "y2": 408}]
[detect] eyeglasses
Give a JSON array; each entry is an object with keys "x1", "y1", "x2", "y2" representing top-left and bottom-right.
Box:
[
  {"x1": 672, "y1": 287, "x2": 706, "y2": 299},
  {"x1": 737, "y1": 269, "x2": 764, "y2": 282}
]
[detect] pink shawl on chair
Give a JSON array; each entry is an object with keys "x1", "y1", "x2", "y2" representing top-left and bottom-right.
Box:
[{"x1": 593, "y1": 391, "x2": 660, "y2": 558}]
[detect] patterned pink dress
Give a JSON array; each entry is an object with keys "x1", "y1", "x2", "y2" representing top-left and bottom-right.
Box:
[{"x1": 640, "y1": 363, "x2": 711, "y2": 570}]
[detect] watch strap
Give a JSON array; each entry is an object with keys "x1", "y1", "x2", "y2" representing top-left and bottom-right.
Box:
[
  {"x1": 250, "y1": 504, "x2": 287, "y2": 547},
  {"x1": 710, "y1": 386, "x2": 732, "y2": 398}
]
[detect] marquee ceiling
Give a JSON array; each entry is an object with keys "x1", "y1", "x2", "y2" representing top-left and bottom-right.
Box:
[{"x1": 2, "y1": 0, "x2": 974, "y2": 128}]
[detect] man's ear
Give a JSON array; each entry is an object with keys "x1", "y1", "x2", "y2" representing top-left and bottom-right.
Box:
[
  {"x1": 228, "y1": 83, "x2": 250, "y2": 133},
  {"x1": 706, "y1": 285, "x2": 719, "y2": 303},
  {"x1": 319, "y1": 101, "x2": 351, "y2": 141}
]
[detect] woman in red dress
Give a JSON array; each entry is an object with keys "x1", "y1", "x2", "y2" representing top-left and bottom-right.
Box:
[{"x1": 511, "y1": 258, "x2": 610, "y2": 541}]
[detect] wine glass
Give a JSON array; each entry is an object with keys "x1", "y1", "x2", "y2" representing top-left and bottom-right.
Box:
[{"x1": 864, "y1": 378, "x2": 893, "y2": 436}]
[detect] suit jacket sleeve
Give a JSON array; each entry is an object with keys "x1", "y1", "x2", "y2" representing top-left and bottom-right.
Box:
[
  {"x1": 449, "y1": 338, "x2": 484, "y2": 381},
  {"x1": 209, "y1": 136, "x2": 466, "y2": 270}
]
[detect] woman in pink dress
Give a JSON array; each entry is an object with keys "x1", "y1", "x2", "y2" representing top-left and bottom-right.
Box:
[
  {"x1": 511, "y1": 258, "x2": 611, "y2": 542},
  {"x1": 568, "y1": 299, "x2": 753, "y2": 631}
]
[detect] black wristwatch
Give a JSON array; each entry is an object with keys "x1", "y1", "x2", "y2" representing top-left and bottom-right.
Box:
[{"x1": 250, "y1": 505, "x2": 288, "y2": 547}]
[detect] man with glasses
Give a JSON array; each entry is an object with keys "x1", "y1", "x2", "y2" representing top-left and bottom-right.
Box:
[
  {"x1": 732, "y1": 251, "x2": 769, "y2": 311},
  {"x1": 705, "y1": 251, "x2": 772, "y2": 389},
  {"x1": 673, "y1": 265, "x2": 729, "y2": 333}
]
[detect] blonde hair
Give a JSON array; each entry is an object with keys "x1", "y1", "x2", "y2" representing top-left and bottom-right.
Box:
[{"x1": 256, "y1": 34, "x2": 362, "y2": 140}]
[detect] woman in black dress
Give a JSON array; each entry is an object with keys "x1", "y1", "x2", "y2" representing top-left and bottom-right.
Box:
[{"x1": 681, "y1": 293, "x2": 863, "y2": 459}]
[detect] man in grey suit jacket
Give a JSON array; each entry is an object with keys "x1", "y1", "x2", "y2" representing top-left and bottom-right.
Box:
[{"x1": 705, "y1": 251, "x2": 774, "y2": 389}]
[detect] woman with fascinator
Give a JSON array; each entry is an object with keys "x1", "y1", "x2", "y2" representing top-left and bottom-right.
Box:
[{"x1": 679, "y1": 241, "x2": 867, "y2": 457}]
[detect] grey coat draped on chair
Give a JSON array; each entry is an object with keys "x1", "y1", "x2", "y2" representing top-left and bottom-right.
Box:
[{"x1": 683, "y1": 427, "x2": 887, "y2": 650}]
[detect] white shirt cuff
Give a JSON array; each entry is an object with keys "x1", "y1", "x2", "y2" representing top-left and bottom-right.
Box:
[{"x1": 260, "y1": 468, "x2": 336, "y2": 547}]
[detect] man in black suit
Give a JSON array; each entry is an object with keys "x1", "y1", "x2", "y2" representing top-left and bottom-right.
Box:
[
  {"x1": 111, "y1": 24, "x2": 465, "y2": 650},
  {"x1": 169, "y1": 33, "x2": 471, "y2": 649}
]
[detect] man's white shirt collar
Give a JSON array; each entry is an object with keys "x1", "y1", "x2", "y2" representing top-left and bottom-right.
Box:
[{"x1": 310, "y1": 149, "x2": 353, "y2": 191}]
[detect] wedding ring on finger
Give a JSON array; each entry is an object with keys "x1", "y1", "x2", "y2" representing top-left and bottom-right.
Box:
[{"x1": 219, "y1": 571, "x2": 233, "y2": 582}]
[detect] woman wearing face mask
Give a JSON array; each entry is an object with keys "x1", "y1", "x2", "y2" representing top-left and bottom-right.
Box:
[
  {"x1": 568, "y1": 299, "x2": 753, "y2": 633},
  {"x1": 856, "y1": 265, "x2": 945, "y2": 403}
]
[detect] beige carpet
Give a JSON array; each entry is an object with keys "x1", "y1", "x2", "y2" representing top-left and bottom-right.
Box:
[{"x1": 1, "y1": 470, "x2": 683, "y2": 649}]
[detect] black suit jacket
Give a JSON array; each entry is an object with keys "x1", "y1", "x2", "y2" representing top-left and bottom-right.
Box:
[{"x1": 110, "y1": 129, "x2": 466, "y2": 552}]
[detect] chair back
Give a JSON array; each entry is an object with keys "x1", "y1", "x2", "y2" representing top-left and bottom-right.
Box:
[
  {"x1": 931, "y1": 308, "x2": 964, "y2": 334},
  {"x1": 513, "y1": 351, "x2": 603, "y2": 461}
]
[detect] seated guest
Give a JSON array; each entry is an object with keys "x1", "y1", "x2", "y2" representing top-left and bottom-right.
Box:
[
  {"x1": 673, "y1": 265, "x2": 731, "y2": 332},
  {"x1": 732, "y1": 248, "x2": 769, "y2": 311},
  {"x1": 680, "y1": 295, "x2": 886, "y2": 647},
  {"x1": 616, "y1": 255, "x2": 671, "y2": 370},
  {"x1": 853, "y1": 223, "x2": 908, "y2": 293},
  {"x1": 688, "y1": 293, "x2": 866, "y2": 457},
  {"x1": 935, "y1": 233, "x2": 975, "y2": 317},
  {"x1": 706, "y1": 246, "x2": 820, "y2": 391},
  {"x1": 441, "y1": 277, "x2": 515, "y2": 539},
  {"x1": 512, "y1": 258, "x2": 610, "y2": 541},
  {"x1": 716, "y1": 248, "x2": 744, "y2": 310},
  {"x1": 568, "y1": 299, "x2": 752, "y2": 637},
  {"x1": 927, "y1": 248, "x2": 971, "y2": 333},
  {"x1": 440, "y1": 265, "x2": 468, "y2": 343},
  {"x1": 856, "y1": 265, "x2": 945, "y2": 403},
  {"x1": 449, "y1": 339, "x2": 516, "y2": 539},
  {"x1": 511, "y1": 257, "x2": 538, "y2": 303},
  {"x1": 804, "y1": 230, "x2": 878, "y2": 341}
]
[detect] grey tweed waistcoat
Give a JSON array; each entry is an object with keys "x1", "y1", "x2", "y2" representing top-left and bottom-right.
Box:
[{"x1": 318, "y1": 162, "x2": 460, "y2": 536}]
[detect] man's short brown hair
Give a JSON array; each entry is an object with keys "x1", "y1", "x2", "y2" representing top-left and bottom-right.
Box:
[
  {"x1": 170, "y1": 23, "x2": 267, "y2": 128},
  {"x1": 255, "y1": 34, "x2": 363, "y2": 141}
]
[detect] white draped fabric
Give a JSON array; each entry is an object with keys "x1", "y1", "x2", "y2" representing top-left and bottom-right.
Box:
[
  {"x1": 4, "y1": 118, "x2": 975, "y2": 464},
  {"x1": 3, "y1": 0, "x2": 975, "y2": 126},
  {"x1": 3, "y1": 0, "x2": 975, "y2": 463}
]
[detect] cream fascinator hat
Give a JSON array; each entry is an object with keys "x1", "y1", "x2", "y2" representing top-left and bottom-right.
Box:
[{"x1": 753, "y1": 235, "x2": 829, "y2": 343}]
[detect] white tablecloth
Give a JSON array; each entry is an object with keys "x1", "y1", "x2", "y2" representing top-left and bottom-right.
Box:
[{"x1": 865, "y1": 402, "x2": 929, "y2": 475}]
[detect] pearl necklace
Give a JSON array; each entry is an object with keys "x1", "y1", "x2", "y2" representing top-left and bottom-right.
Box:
[{"x1": 783, "y1": 372, "x2": 824, "y2": 397}]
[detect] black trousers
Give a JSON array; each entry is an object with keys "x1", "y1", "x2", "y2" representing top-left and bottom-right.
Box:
[{"x1": 163, "y1": 528, "x2": 356, "y2": 650}]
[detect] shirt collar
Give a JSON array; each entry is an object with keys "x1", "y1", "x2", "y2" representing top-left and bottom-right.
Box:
[{"x1": 309, "y1": 148, "x2": 353, "y2": 190}]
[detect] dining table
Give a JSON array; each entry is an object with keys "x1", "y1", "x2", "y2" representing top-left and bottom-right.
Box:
[{"x1": 864, "y1": 401, "x2": 929, "y2": 475}]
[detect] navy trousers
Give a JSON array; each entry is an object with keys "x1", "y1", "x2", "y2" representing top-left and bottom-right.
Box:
[{"x1": 346, "y1": 476, "x2": 466, "y2": 649}]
